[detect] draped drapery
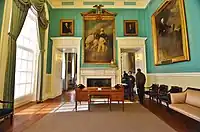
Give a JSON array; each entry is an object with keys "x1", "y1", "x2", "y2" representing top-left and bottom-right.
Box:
[
  {"x1": 31, "y1": 0, "x2": 48, "y2": 102},
  {"x1": 3, "y1": 0, "x2": 31, "y2": 108},
  {"x1": 3, "y1": 0, "x2": 48, "y2": 108}
]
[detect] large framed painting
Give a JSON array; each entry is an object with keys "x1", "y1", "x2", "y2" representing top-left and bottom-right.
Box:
[
  {"x1": 152, "y1": 0, "x2": 190, "y2": 65},
  {"x1": 81, "y1": 9, "x2": 117, "y2": 64}
]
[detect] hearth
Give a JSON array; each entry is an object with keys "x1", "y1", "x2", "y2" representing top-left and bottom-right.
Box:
[{"x1": 87, "y1": 78, "x2": 111, "y2": 87}]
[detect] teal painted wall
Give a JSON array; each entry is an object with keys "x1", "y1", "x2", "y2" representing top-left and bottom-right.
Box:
[
  {"x1": 145, "y1": 0, "x2": 200, "y2": 73},
  {"x1": 47, "y1": 8, "x2": 146, "y2": 73},
  {"x1": 0, "y1": 0, "x2": 5, "y2": 34}
]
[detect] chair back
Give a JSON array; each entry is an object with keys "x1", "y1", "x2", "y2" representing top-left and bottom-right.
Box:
[
  {"x1": 170, "y1": 86, "x2": 182, "y2": 93},
  {"x1": 152, "y1": 84, "x2": 159, "y2": 90},
  {"x1": 159, "y1": 85, "x2": 168, "y2": 94}
]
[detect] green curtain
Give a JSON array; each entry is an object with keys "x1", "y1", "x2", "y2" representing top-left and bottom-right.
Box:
[
  {"x1": 3, "y1": 0, "x2": 49, "y2": 108},
  {"x1": 3, "y1": 0, "x2": 31, "y2": 108},
  {"x1": 31, "y1": 0, "x2": 48, "y2": 101}
]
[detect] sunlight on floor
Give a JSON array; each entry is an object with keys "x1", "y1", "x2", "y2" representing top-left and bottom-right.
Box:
[{"x1": 51, "y1": 99, "x2": 137, "y2": 113}]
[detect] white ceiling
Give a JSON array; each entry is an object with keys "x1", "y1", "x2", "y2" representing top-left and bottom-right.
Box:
[{"x1": 47, "y1": 0, "x2": 151, "y2": 9}]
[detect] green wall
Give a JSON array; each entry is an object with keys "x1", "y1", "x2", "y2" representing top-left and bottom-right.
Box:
[
  {"x1": 145, "y1": 0, "x2": 200, "y2": 73},
  {"x1": 47, "y1": 8, "x2": 146, "y2": 73},
  {"x1": 0, "y1": 0, "x2": 5, "y2": 34}
]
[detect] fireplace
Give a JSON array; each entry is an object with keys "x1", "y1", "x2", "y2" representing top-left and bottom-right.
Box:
[
  {"x1": 87, "y1": 78, "x2": 111, "y2": 87},
  {"x1": 80, "y1": 68, "x2": 117, "y2": 87}
]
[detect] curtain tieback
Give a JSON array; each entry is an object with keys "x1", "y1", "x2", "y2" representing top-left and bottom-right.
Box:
[
  {"x1": 8, "y1": 33, "x2": 17, "y2": 41},
  {"x1": 39, "y1": 50, "x2": 45, "y2": 53}
]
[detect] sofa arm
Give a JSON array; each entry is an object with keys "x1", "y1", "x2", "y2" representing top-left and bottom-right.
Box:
[{"x1": 170, "y1": 92, "x2": 186, "y2": 104}]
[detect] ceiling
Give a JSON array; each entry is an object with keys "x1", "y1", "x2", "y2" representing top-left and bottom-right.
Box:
[{"x1": 47, "y1": 0, "x2": 151, "y2": 9}]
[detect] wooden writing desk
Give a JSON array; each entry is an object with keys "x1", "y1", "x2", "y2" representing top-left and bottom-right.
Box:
[{"x1": 75, "y1": 87, "x2": 124, "y2": 111}]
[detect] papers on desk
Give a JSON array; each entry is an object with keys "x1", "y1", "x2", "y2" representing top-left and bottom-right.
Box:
[{"x1": 97, "y1": 88, "x2": 102, "y2": 91}]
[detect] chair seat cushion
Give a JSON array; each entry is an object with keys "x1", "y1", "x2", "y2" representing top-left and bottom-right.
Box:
[
  {"x1": 0, "y1": 108, "x2": 13, "y2": 117},
  {"x1": 169, "y1": 104, "x2": 200, "y2": 122},
  {"x1": 159, "y1": 96, "x2": 169, "y2": 102}
]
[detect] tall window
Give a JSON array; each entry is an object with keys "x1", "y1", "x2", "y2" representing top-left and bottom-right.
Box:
[{"x1": 15, "y1": 8, "x2": 39, "y2": 100}]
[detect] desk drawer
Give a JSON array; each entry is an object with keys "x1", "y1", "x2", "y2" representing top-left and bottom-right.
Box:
[{"x1": 111, "y1": 94, "x2": 123, "y2": 100}]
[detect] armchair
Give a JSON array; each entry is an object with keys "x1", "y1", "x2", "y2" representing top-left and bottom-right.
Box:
[
  {"x1": 157, "y1": 85, "x2": 168, "y2": 105},
  {"x1": 146, "y1": 84, "x2": 159, "y2": 102},
  {"x1": 158, "y1": 86, "x2": 182, "y2": 108},
  {"x1": 0, "y1": 100, "x2": 13, "y2": 125}
]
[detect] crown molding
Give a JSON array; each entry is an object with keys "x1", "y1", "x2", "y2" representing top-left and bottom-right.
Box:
[{"x1": 46, "y1": 0, "x2": 151, "y2": 9}]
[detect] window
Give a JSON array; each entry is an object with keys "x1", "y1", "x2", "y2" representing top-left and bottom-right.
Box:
[{"x1": 14, "y1": 8, "x2": 39, "y2": 100}]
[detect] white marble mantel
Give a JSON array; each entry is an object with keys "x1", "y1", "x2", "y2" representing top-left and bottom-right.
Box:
[{"x1": 80, "y1": 67, "x2": 117, "y2": 87}]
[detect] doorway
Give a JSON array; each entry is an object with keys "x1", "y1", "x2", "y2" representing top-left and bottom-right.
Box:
[
  {"x1": 51, "y1": 37, "x2": 81, "y2": 99},
  {"x1": 117, "y1": 37, "x2": 147, "y2": 83},
  {"x1": 62, "y1": 52, "x2": 77, "y2": 91}
]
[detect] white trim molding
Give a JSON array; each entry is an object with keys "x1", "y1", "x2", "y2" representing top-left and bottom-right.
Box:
[
  {"x1": 147, "y1": 72, "x2": 200, "y2": 77},
  {"x1": 147, "y1": 72, "x2": 200, "y2": 90},
  {"x1": 50, "y1": 37, "x2": 81, "y2": 98},
  {"x1": 117, "y1": 37, "x2": 147, "y2": 82},
  {"x1": 47, "y1": 0, "x2": 151, "y2": 9}
]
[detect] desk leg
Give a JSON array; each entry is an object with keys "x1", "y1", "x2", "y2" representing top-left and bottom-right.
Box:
[
  {"x1": 122, "y1": 100, "x2": 124, "y2": 112},
  {"x1": 88, "y1": 95, "x2": 91, "y2": 111},
  {"x1": 110, "y1": 97, "x2": 112, "y2": 111},
  {"x1": 75, "y1": 101, "x2": 77, "y2": 112}
]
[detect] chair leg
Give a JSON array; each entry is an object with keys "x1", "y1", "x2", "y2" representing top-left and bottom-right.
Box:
[
  {"x1": 10, "y1": 114, "x2": 13, "y2": 125},
  {"x1": 75, "y1": 101, "x2": 77, "y2": 112}
]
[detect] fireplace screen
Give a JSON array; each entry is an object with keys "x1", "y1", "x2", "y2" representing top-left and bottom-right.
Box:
[{"x1": 87, "y1": 78, "x2": 111, "y2": 87}]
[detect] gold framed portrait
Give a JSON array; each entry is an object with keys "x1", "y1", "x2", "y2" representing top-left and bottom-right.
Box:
[
  {"x1": 81, "y1": 9, "x2": 117, "y2": 64},
  {"x1": 124, "y1": 20, "x2": 138, "y2": 36},
  {"x1": 60, "y1": 19, "x2": 74, "y2": 36},
  {"x1": 151, "y1": 0, "x2": 190, "y2": 65}
]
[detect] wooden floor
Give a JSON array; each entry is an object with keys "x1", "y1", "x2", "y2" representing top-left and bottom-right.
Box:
[{"x1": 1, "y1": 91, "x2": 200, "y2": 132}]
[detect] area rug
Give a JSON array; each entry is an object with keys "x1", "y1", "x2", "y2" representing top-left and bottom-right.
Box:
[{"x1": 23, "y1": 103, "x2": 176, "y2": 132}]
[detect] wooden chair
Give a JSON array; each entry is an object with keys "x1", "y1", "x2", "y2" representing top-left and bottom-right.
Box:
[
  {"x1": 0, "y1": 100, "x2": 13, "y2": 125},
  {"x1": 158, "y1": 86, "x2": 182, "y2": 108},
  {"x1": 157, "y1": 85, "x2": 168, "y2": 104},
  {"x1": 145, "y1": 84, "x2": 159, "y2": 96},
  {"x1": 147, "y1": 84, "x2": 160, "y2": 102}
]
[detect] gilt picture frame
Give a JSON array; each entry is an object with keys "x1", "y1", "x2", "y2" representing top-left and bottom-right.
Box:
[
  {"x1": 81, "y1": 9, "x2": 116, "y2": 64},
  {"x1": 60, "y1": 19, "x2": 74, "y2": 36},
  {"x1": 151, "y1": 0, "x2": 190, "y2": 65},
  {"x1": 124, "y1": 20, "x2": 138, "y2": 36}
]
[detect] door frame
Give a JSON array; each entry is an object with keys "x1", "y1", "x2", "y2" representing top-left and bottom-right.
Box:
[
  {"x1": 51, "y1": 37, "x2": 81, "y2": 98},
  {"x1": 116, "y1": 37, "x2": 147, "y2": 83}
]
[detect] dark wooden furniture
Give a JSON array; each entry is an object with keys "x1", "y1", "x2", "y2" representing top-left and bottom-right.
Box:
[
  {"x1": 88, "y1": 87, "x2": 124, "y2": 111},
  {"x1": 88, "y1": 90, "x2": 111, "y2": 111},
  {"x1": 75, "y1": 87, "x2": 124, "y2": 111},
  {"x1": 157, "y1": 85, "x2": 168, "y2": 104},
  {"x1": 0, "y1": 100, "x2": 13, "y2": 125},
  {"x1": 158, "y1": 86, "x2": 182, "y2": 108},
  {"x1": 146, "y1": 84, "x2": 159, "y2": 102}
]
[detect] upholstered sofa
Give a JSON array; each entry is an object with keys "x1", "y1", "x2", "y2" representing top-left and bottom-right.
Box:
[{"x1": 169, "y1": 88, "x2": 200, "y2": 122}]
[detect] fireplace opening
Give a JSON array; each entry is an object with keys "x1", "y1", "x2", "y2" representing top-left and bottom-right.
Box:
[{"x1": 87, "y1": 78, "x2": 111, "y2": 87}]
